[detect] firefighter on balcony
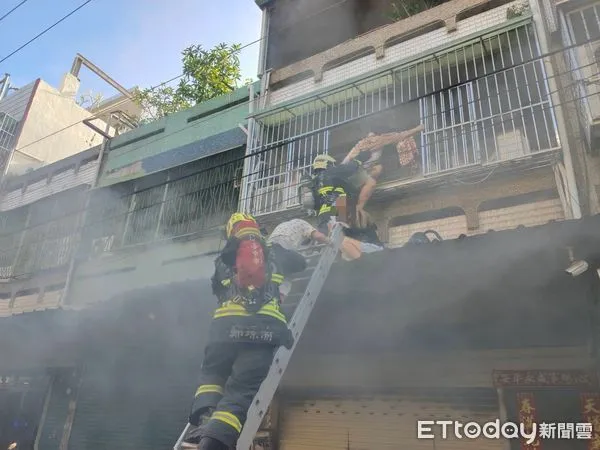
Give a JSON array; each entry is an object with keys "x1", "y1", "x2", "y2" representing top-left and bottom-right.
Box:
[
  {"x1": 298, "y1": 154, "x2": 363, "y2": 260},
  {"x1": 183, "y1": 213, "x2": 298, "y2": 450}
]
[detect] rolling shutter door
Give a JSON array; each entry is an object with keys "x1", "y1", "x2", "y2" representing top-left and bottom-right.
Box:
[
  {"x1": 69, "y1": 351, "x2": 196, "y2": 450},
  {"x1": 478, "y1": 198, "x2": 564, "y2": 233},
  {"x1": 388, "y1": 215, "x2": 468, "y2": 247},
  {"x1": 279, "y1": 392, "x2": 505, "y2": 450}
]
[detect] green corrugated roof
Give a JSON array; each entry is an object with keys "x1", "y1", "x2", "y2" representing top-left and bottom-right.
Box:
[{"x1": 101, "y1": 82, "x2": 259, "y2": 174}]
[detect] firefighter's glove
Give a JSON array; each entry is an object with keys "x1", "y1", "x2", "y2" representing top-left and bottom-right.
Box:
[
  {"x1": 189, "y1": 403, "x2": 212, "y2": 427},
  {"x1": 282, "y1": 327, "x2": 294, "y2": 350}
]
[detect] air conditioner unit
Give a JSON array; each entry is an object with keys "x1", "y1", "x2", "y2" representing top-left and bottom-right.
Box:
[{"x1": 496, "y1": 129, "x2": 530, "y2": 161}]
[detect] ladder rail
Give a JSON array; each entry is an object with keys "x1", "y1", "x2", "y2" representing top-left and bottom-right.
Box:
[
  {"x1": 174, "y1": 423, "x2": 191, "y2": 450},
  {"x1": 236, "y1": 224, "x2": 344, "y2": 449}
]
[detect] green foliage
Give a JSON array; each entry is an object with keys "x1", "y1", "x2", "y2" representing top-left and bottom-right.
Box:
[
  {"x1": 386, "y1": 0, "x2": 447, "y2": 21},
  {"x1": 77, "y1": 91, "x2": 104, "y2": 109},
  {"x1": 133, "y1": 43, "x2": 247, "y2": 122}
]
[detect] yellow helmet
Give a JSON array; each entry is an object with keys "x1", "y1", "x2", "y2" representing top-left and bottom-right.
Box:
[
  {"x1": 225, "y1": 212, "x2": 259, "y2": 238},
  {"x1": 312, "y1": 154, "x2": 336, "y2": 171}
]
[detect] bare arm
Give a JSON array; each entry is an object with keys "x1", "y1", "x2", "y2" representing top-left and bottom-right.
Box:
[{"x1": 311, "y1": 229, "x2": 330, "y2": 244}]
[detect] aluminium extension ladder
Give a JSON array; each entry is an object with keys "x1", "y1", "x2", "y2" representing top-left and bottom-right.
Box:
[{"x1": 173, "y1": 224, "x2": 345, "y2": 450}]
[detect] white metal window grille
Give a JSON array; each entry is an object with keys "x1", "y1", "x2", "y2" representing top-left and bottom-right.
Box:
[
  {"x1": 0, "y1": 112, "x2": 18, "y2": 173},
  {"x1": 563, "y1": 3, "x2": 600, "y2": 130},
  {"x1": 421, "y1": 82, "x2": 479, "y2": 174},
  {"x1": 243, "y1": 23, "x2": 560, "y2": 216}
]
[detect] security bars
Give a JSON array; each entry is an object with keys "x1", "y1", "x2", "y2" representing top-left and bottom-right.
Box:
[{"x1": 242, "y1": 22, "x2": 560, "y2": 216}]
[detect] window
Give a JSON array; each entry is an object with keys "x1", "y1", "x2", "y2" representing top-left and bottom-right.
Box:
[{"x1": 421, "y1": 83, "x2": 478, "y2": 174}]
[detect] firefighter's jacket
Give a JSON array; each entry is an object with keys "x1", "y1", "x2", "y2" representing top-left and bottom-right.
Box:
[
  {"x1": 208, "y1": 238, "x2": 294, "y2": 349},
  {"x1": 313, "y1": 162, "x2": 363, "y2": 221}
]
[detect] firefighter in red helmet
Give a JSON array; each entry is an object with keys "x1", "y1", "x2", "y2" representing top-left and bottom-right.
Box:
[{"x1": 183, "y1": 213, "x2": 301, "y2": 450}]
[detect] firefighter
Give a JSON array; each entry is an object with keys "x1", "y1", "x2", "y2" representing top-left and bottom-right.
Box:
[
  {"x1": 305, "y1": 155, "x2": 363, "y2": 260},
  {"x1": 184, "y1": 213, "x2": 300, "y2": 450}
]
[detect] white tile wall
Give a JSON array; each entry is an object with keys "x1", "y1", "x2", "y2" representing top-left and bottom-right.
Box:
[
  {"x1": 388, "y1": 215, "x2": 468, "y2": 247},
  {"x1": 0, "y1": 159, "x2": 97, "y2": 211},
  {"x1": 477, "y1": 198, "x2": 564, "y2": 232},
  {"x1": 269, "y1": 1, "x2": 520, "y2": 106}
]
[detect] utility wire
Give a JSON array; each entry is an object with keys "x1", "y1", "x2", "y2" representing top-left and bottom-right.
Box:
[
  {"x1": 0, "y1": 0, "x2": 29, "y2": 24},
  {"x1": 5, "y1": 38, "x2": 596, "y2": 209},
  {"x1": 0, "y1": 83, "x2": 596, "y2": 267},
  {"x1": 7, "y1": 0, "x2": 350, "y2": 154},
  {"x1": 0, "y1": 0, "x2": 95, "y2": 65},
  {"x1": 6, "y1": 51, "x2": 596, "y2": 221},
  {"x1": 90, "y1": 35, "x2": 600, "y2": 166},
  {"x1": 1, "y1": 34, "x2": 599, "y2": 253}
]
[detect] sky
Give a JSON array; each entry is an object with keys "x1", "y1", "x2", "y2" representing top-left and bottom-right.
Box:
[{"x1": 0, "y1": 0, "x2": 262, "y2": 99}]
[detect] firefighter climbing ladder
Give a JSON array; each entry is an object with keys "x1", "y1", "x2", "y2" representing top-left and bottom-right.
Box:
[{"x1": 173, "y1": 224, "x2": 345, "y2": 450}]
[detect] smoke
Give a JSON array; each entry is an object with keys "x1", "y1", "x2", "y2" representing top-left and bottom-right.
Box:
[
  {"x1": 268, "y1": 0, "x2": 391, "y2": 69},
  {"x1": 285, "y1": 218, "x2": 598, "y2": 389},
  {"x1": 0, "y1": 179, "x2": 226, "y2": 449}
]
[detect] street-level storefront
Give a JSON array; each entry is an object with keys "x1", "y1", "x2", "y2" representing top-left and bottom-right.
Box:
[
  {"x1": 279, "y1": 389, "x2": 505, "y2": 450},
  {"x1": 0, "y1": 371, "x2": 51, "y2": 450},
  {"x1": 496, "y1": 369, "x2": 600, "y2": 450}
]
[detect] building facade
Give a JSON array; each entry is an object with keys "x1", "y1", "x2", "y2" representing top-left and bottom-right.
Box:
[
  {"x1": 238, "y1": 0, "x2": 600, "y2": 447},
  {"x1": 2, "y1": 0, "x2": 600, "y2": 449}
]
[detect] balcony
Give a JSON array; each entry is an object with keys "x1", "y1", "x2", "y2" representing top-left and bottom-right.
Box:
[
  {"x1": 242, "y1": 23, "x2": 560, "y2": 216},
  {"x1": 559, "y1": 2, "x2": 600, "y2": 150}
]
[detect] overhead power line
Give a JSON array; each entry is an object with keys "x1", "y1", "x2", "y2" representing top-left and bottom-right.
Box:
[
  {"x1": 0, "y1": 80, "x2": 595, "y2": 265},
  {"x1": 0, "y1": 0, "x2": 95, "y2": 65},
  {"x1": 0, "y1": 0, "x2": 29, "y2": 24},
  {"x1": 5, "y1": 0, "x2": 351, "y2": 154}
]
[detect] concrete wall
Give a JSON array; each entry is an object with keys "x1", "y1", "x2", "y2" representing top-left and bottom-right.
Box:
[
  {"x1": 9, "y1": 80, "x2": 109, "y2": 176},
  {"x1": 66, "y1": 233, "x2": 223, "y2": 308},
  {"x1": 266, "y1": 0, "x2": 520, "y2": 106}
]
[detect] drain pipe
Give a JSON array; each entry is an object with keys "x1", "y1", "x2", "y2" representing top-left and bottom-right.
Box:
[{"x1": 529, "y1": 0, "x2": 582, "y2": 219}]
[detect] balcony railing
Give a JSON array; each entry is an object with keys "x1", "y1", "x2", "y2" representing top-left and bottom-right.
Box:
[
  {"x1": 242, "y1": 22, "x2": 560, "y2": 216},
  {"x1": 81, "y1": 148, "x2": 244, "y2": 257}
]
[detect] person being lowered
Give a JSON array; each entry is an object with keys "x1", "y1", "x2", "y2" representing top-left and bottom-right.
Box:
[{"x1": 183, "y1": 213, "x2": 304, "y2": 450}]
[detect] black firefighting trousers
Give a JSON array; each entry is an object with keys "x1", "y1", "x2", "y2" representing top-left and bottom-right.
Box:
[{"x1": 189, "y1": 342, "x2": 276, "y2": 448}]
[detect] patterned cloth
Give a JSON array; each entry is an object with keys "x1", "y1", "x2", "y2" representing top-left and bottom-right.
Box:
[
  {"x1": 397, "y1": 136, "x2": 419, "y2": 166},
  {"x1": 267, "y1": 218, "x2": 316, "y2": 251}
]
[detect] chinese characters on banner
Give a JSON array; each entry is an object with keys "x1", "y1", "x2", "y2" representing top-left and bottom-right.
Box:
[
  {"x1": 517, "y1": 392, "x2": 542, "y2": 449},
  {"x1": 493, "y1": 370, "x2": 597, "y2": 387},
  {"x1": 581, "y1": 393, "x2": 600, "y2": 450}
]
